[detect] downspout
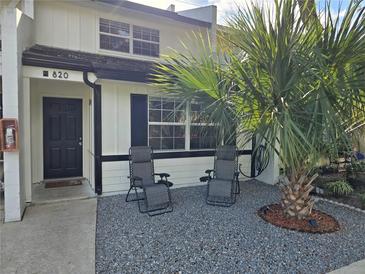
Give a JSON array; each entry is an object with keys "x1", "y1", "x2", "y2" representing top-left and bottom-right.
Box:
[{"x1": 83, "y1": 71, "x2": 102, "y2": 195}]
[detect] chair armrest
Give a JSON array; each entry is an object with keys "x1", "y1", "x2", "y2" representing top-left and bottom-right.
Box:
[
  {"x1": 205, "y1": 169, "x2": 215, "y2": 177},
  {"x1": 129, "y1": 175, "x2": 142, "y2": 182},
  {"x1": 154, "y1": 173, "x2": 170, "y2": 179}
]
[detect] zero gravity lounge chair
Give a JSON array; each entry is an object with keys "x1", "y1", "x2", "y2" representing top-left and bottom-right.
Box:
[
  {"x1": 206, "y1": 145, "x2": 240, "y2": 207},
  {"x1": 126, "y1": 146, "x2": 173, "y2": 216}
]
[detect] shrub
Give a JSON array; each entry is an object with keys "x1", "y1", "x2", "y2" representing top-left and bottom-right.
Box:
[
  {"x1": 347, "y1": 161, "x2": 365, "y2": 174},
  {"x1": 326, "y1": 181, "x2": 353, "y2": 197},
  {"x1": 352, "y1": 162, "x2": 365, "y2": 173}
]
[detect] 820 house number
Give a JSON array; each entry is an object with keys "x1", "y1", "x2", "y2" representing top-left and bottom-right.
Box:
[{"x1": 51, "y1": 71, "x2": 69, "y2": 79}]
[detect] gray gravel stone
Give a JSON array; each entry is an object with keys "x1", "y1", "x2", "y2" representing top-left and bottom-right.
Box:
[{"x1": 96, "y1": 180, "x2": 365, "y2": 274}]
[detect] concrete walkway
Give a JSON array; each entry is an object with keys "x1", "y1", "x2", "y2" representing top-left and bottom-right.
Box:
[
  {"x1": 328, "y1": 259, "x2": 365, "y2": 274},
  {"x1": 0, "y1": 198, "x2": 97, "y2": 274}
]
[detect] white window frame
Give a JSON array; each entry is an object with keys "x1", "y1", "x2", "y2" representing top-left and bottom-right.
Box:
[
  {"x1": 148, "y1": 96, "x2": 217, "y2": 151},
  {"x1": 98, "y1": 18, "x2": 131, "y2": 54},
  {"x1": 189, "y1": 102, "x2": 217, "y2": 150},
  {"x1": 148, "y1": 96, "x2": 187, "y2": 151},
  {"x1": 132, "y1": 25, "x2": 160, "y2": 57},
  {"x1": 97, "y1": 18, "x2": 161, "y2": 60}
]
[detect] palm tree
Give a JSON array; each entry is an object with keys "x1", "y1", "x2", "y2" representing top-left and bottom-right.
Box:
[
  {"x1": 296, "y1": 0, "x2": 318, "y2": 22},
  {"x1": 153, "y1": 0, "x2": 365, "y2": 219}
]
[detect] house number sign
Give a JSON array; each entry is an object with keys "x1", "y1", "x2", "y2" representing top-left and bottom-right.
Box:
[
  {"x1": 52, "y1": 71, "x2": 69, "y2": 79},
  {"x1": 29, "y1": 67, "x2": 87, "y2": 83},
  {"x1": 43, "y1": 70, "x2": 69, "y2": 79}
]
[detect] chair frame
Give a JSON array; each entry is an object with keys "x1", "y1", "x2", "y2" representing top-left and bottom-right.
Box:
[
  {"x1": 205, "y1": 146, "x2": 240, "y2": 207},
  {"x1": 126, "y1": 146, "x2": 173, "y2": 216}
]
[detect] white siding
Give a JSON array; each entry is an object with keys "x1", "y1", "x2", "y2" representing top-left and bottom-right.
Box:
[
  {"x1": 103, "y1": 153, "x2": 254, "y2": 193},
  {"x1": 33, "y1": 1, "x2": 209, "y2": 60},
  {"x1": 103, "y1": 157, "x2": 216, "y2": 193},
  {"x1": 100, "y1": 80, "x2": 253, "y2": 193},
  {"x1": 101, "y1": 80, "x2": 151, "y2": 155}
]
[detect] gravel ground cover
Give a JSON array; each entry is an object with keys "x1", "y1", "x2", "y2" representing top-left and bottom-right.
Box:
[{"x1": 96, "y1": 180, "x2": 365, "y2": 274}]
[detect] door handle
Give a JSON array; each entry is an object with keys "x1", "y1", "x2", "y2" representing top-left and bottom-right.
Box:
[{"x1": 79, "y1": 142, "x2": 83, "y2": 146}]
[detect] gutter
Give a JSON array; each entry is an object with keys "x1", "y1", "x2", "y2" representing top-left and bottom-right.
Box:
[{"x1": 83, "y1": 72, "x2": 103, "y2": 195}]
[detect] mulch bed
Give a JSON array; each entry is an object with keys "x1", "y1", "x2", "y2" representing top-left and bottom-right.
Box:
[{"x1": 258, "y1": 204, "x2": 340, "y2": 234}]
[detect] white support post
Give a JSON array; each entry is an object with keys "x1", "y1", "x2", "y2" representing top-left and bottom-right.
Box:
[
  {"x1": 185, "y1": 103, "x2": 190, "y2": 150},
  {"x1": 256, "y1": 144, "x2": 280, "y2": 185},
  {"x1": 21, "y1": 0, "x2": 34, "y2": 19},
  {"x1": 22, "y1": 77, "x2": 32, "y2": 202},
  {"x1": 1, "y1": 7, "x2": 24, "y2": 222}
]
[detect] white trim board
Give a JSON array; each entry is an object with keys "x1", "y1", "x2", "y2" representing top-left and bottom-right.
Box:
[{"x1": 23, "y1": 66, "x2": 97, "y2": 83}]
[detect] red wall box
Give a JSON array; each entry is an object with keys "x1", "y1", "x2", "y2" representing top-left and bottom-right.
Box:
[{"x1": 0, "y1": 119, "x2": 19, "y2": 152}]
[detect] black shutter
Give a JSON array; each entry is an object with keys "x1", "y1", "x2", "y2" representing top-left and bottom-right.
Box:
[{"x1": 131, "y1": 94, "x2": 148, "y2": 146}]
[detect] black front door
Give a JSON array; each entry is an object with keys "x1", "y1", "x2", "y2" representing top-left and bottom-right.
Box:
[{"x1": 43, "y1": 97, "x2": 83, "y2": 179}]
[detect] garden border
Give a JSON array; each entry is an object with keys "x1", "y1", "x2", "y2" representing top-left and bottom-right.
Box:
[
  {"x1": 257, "y1": 204, "x2": 340, "y2": 234},
  {"x1": 314, "y1": 196, "x2": 365, "y2": 214}
]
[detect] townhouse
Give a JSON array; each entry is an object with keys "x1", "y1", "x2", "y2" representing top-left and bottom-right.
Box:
[{"x1": 0, "y1": 0, "x2": 277, "y2": 222}]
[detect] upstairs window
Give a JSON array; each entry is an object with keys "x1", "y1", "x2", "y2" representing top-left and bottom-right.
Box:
[
  {"x1": 99, "y1": 19, "x2": 160, "y2": 58},
  {"x1": 133, "y1": 26, "x2": 160, "y2": 57},
  {"x1": 99, "y1": 18, "x2": 130, "y2": 53}
]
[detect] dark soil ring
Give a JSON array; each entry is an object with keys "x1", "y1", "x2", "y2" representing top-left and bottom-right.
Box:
[{"x1": 258, "y1": 204, "x2": 340, "y2": 234}]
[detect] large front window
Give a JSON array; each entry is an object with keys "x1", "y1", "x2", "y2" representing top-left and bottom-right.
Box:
[
  {"x1": 190, "y1": 103, "x2": 217, "y2": 149},
  {"x1": 148, "y1": 97, "x2": 217, "y2": 151},
  {"x1": 148, "y1": 97, "x2": 185, "y2": 150}
]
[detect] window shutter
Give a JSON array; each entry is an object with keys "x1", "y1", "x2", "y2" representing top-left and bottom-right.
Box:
[{"x1": 131, "y1": 94, "x2": 148, "y2": 146}]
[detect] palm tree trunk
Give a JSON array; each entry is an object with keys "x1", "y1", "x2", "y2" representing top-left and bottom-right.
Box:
[
  {"x1": 296, "y1": 0, "x2": 322, "y2": 30},
  {"x1": 279, "y1": 170, "x2": 318, "y2": 219},
  {"x1": 296, "y1": 0, "x2": 318, "y2": 20}
]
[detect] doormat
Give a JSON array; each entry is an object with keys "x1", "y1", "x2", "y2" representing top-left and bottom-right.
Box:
[{"x1": 45, "y1": 180, "x2": 83, "y2": 188}]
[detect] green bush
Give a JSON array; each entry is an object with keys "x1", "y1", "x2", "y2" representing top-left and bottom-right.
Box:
[
  {"x1": 348, "y1": 161, "x2": 365, "y2": 173},
  {"x1": 326, "y1": 180, "x2": 354, "y2": 196}
]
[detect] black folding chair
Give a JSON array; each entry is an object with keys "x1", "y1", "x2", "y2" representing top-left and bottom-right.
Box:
[
  {"x1": 126, "y1": 146, "x2": 173, "y2": 216},
  {"x1": 205, "y1": 145, "x2": 240, "y2": 207}
]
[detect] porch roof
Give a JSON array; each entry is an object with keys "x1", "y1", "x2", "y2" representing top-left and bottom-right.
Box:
[{"x1": 22, "y1": 44, "x2": 156, "y2": 83}]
